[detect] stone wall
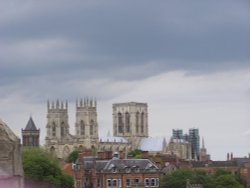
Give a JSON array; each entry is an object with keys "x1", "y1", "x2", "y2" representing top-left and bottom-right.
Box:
[{"x1": 0, "y1": 119, "x2": 23, "y2": 188}]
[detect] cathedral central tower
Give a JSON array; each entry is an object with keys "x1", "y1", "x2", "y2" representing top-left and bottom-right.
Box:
[{"x1": 113, "y1": 102, "x2": 148, "y2": 149}]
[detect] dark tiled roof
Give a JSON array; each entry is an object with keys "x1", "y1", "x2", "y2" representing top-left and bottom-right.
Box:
[
  {"x1": 234, "y1": 158, "x2": 250, "y2": 167},
  {"x1": 24, "y1": 117, "x2": 38, "y2": 131},
  {"x1": 79, "y1": 157, "x2": 159, "y2": 173},
  {"x1": 191, "y1": 160, "x2": 237, "y2": 168},
  {"x1": 102, "y1": 158, "x2": 159, "y2": 172}
]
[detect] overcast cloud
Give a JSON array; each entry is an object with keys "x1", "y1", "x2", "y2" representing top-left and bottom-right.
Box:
[{"x1": 0, "y1": 0, "x2": 249, "y2": 160}]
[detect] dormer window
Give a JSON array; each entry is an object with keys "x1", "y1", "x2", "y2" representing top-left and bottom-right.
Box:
[
  {"x1": 132, "y1": 166, "x2": 140, "y2": 173},
  {"x1": 125, "y1": 167, "x2": 131, "y2": 173},
  {"x1": 112, "y1": 167, "x2": 117, "y2": 173}
]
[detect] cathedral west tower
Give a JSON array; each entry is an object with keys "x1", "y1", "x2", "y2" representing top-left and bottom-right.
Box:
[{"x1": 75, "y1": 98, "x2": 98, "y2": 149}]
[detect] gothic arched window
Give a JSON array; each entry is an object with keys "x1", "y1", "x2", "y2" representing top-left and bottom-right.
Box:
[
  {"x1": 61, "y1": 122, "x2": 65, "y2": 137},
  {"x1": 90, "y1": 120, "x2": 94, "y2": 135},
  {"x1": 141, "y1": 112, "x2": 144, "y2": 133},
  {"x1": 52, "y1": 122, "x2": 56, "y2": 137},
  {"x1": 118, "y1": 113, "x2": 123, "y2": 133},
  {"x1": 136, "y1": 112, "x2": 139, "y2": 133},
  {"x1": 125, "y1": 112, "x2": 130, "y2": 133},
  {"x1": 80, "y1": 120, "x2": 85, "y2": 135}
]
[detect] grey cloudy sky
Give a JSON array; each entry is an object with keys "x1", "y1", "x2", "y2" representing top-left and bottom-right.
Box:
[{"x1": 0, "y1": 0, "x2": 249, "y2": 160}]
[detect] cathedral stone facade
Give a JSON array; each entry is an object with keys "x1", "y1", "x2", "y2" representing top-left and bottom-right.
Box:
[
  {"x1": 45, "y1": 98, "x2": 99, "y2": 159},
  {"x1": 45, "y1": 100, "x2": 151, "y2": 159},
  {"x1": 113, "y1": 102, "x2": 148, "y2": 149}
]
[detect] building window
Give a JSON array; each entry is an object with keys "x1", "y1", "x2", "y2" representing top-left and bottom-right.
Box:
[
  {"x1": 97, "y1": 178, "x2": 101, "y2": 187},
  {"x1": 118, "y1": 179, "x2": 121, "y2": 188},
  {"x1": 141, "y1": 112, "x2": 144, "y2": 133},
  {"x1": 112, "y1": 179, "x2": 117, "y2": 187},
  {"x1": 61, "y1": 126, "x2": 64, "y2": 137},
  {"x1": 134, "y1": 178, "x2": 139, "y2": 185},
  {"x1": 125, "y1": 112, "x2": 130, "y2": 132},
  {"x1": 144, "y1": 178, "x2": 150, "y2": 187},
  {"x1": 52, "y1": 122, "x2": 56, "y2": 137},
  {"x1": 107, "y1": 179, "x2": 111, "y2": 188},
  {"x1": 90, "y1": 120, "x2": 94, "y2": 135},
  {"x1": 125, "y1": 167, "x2": 131, "y2": 173},
  {"x1": 80, "y1": 120, "x2": 85, "y2": 135},
  {"x1": 126, "y1": 179, "x2": 131, "y2": 187},
  {"x1": 151, "y1": 178, "x2": 156, "y2": 187},
  {"x1": 112, "y1": 167, "x2": 117, "y2": 173},
  {"x1": 136, "y1": 112, "x2": 139, "y2": 133},
  {"x1": 118, "y1": 113, "x2": 123, "y2": 133},
  {"x1": 134, "y1": 167, "x2": 140, "y2": 173},
  {"x1": 156, "y1": 178, "x2": 159, "y2": 187}
]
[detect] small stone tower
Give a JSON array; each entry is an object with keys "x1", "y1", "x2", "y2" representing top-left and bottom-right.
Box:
[
  {"x1": 113, "y1": 102, "x2": 148, "y2": 149},
  {"x1": 22, "y1": 117, "x2": 40, "y2": 147},
  {"x1": 75, "y1": 97, "x2": 98, "y2": 149},
  {"x1": 46, "y1": 100, "x2": 69, "y2": 140}
]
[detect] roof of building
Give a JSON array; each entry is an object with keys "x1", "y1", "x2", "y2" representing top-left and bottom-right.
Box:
[
  {"x1": 234, "y1": 157, "x2": 250, "y2": 167},
  {"x1": 139, "y1": 137, "x2": 166, "y2": 152},
  {"x1": 78, "y1": 157, "x2": 159, "y2": 173},
  {"x1": 99, "y1": 136, "x2": 128, "y2": 143},
  {"x1": 103, "y1": 158, "x2": 158, "y2": 172},
  {"x1": 24, "y1": 117, "x2": 38, "y2": 131},
  {"x1": 191, "y1": 160, "x2": 238, "y2": 168}
]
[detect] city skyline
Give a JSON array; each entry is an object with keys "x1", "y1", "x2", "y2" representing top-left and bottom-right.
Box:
[{"x1": 0, "y1": 0, "x2": 249, "y2": 160}]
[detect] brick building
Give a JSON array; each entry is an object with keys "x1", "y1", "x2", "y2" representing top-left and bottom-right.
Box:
[{"x1": 73, "y1": 152, "x2": 162, "y2": 188}]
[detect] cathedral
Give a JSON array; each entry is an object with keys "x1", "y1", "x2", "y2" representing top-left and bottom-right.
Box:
[{"x1": 45, "y1": 99, "x2": 155, "y2": 159}]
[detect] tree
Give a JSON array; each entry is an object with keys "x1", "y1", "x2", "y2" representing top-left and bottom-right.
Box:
[
  {"x1": 66, "y1": 150, "x2": 79, "y2": 163},
  {"x1": 160, "y1": 169, "x2": 194, "y2": 188},
  {"x1": 215, "y1": 174, "x2": 244, "y2": 188},
  {"x1": 22, "y1": 148, "x2": 74, "y2": 188},
  {"x1": 160, "y1": 169, "x2": 244, "y2": 188},
  {"x1": 127, "y1": 149, "x2": 143, "y2": 158}
]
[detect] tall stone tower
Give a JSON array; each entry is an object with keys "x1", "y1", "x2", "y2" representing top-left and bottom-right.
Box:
[
  {"x1": 75, "y1": 98, "x2": 98, "y2": 149},
  {"x1": 22, "y1": 117, "x2": 40, "y2": 147},
  {"x1": 46, "y1": 100, "x2": 69, "y2": 140},
  {"x1": 113, "y1": 102, "x2": 148, "y2": 149},
  {"x1": 45, "y1": 100, "x2": 72, "y2": 159}
]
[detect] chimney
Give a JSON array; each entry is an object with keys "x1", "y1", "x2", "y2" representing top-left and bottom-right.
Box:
[
  {"x1": 231, "y1": 152, "x2": 233, "y2": 160},
  {"x1": 141, "y1": 151, "x2": 149, "y2": 159},
  {"x1": 227, "y1": 153, "x2": 229, "y2": 161},
  {"x1": 248, "y1": 152, "x2": 250, "y2": 158},
  {"x1": 119, "y1": 150, "x2": 125, "y2": 159}
]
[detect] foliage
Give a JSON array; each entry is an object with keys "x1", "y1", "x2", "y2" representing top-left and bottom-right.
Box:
[
  {"x1": 215, "y1": 174, "x2": 243, "y2": 188},
  {"x1": 160, "y1": 169, "x2": 194, "y2": 188},
  {"x1": 22, "y1": 148, "x2": 74, "y2": 188},
  {"x1": 66, "y1": 150, "x2": 79, "y2": 163},
  {"x1": 159, "y1": 169, "x2": 244, "y2": 188},
  {"x1": 127, "y1": 149, "x2": 143, "y2": 158}
]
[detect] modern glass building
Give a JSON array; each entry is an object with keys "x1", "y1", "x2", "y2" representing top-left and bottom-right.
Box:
[
  {"x1": 189, "y1": 128, "x2": 200, "y2": 160},
  {"x1": 172, "y1": 129, "x2": 183, "y2": 139}
]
